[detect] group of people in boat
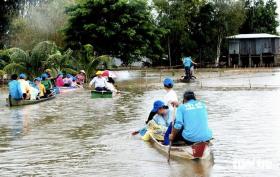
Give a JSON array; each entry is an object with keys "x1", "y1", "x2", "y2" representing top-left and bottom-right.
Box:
[
  {"x1": 89, "y1": 70, "x2": 117, "y2": 92},
  {"x1": 8, "y1": 69, "x2": 87, "y2": 101},
  {"x1": 139, "y1": 77, "x2": 212, "y2": 146}
]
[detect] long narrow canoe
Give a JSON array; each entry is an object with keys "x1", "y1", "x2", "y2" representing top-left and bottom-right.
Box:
[
  {"x1": 149, "y1": 133, "x2": 212, "y2": 160},
  {"x1": 6, "y1": 94, "x2": 56, "y2": 107},
  {"x1": 91, "y1": 90, "x2": 113, "y2": 99}
]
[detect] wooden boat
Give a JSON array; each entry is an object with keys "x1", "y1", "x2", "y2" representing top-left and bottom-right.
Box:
[
  {"x1": 91, "y1": 90, "x2": 113, "y2": 99},
  {"x1": 178, "y1": 76, "x2": 196, "y2": 83},
  {"x1": 149, "y1": 133, "x2": 212, "y2": 160},
  {"x1": 6, "y1": 94, "x2": 56, "y2": 107}
]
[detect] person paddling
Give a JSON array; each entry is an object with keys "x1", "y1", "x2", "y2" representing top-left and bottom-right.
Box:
[
  {"x1": 182, "y1": 56, "x2": 197, "y2": 80},
  {"x1": 141, "y1": 100, "x2": 172, "y2": 141},
  {"x1": 169, "y1": 91, "x2": 213, "y2": 145},
  {"x1": 89, "y1": 71, "x2": 108, "y2": 91}
]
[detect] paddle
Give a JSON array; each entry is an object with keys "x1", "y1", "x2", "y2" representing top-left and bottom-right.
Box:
[{"x1": 168, "y1": 107, "x2": 176, "y2": 163}]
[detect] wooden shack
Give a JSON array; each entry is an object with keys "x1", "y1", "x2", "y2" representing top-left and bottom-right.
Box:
[{"x1": 227, "y1": 33, "x2": 280, "y2": 67}]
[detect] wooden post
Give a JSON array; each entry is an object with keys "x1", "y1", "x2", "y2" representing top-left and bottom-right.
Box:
[
  {"x1": 238, "y1": 54, "x2": 241, "y2": 67},
  {"x1": 260, "y1": 53, "x2": 263, "y2": 67},
  {"x1": 249, "y1": 54, "x2": 252, "y2": 67}
]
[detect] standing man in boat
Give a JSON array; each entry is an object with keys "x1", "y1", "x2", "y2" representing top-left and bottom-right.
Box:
[
  {"x1": 8, "y1": 74, "x2": 23, "y2": 100},
  {"x1": 89, "y1": 71, "x2": 108, "y2": 91},
  {"x1": 145, "y1": 78, "x2": 178, "y2": 124},
  {"x1": 182, "y1": 56, "x2": 197, "y2": 80},
  {"x1": 169, "y1": 91, "x2": 212, "y2": 145}
]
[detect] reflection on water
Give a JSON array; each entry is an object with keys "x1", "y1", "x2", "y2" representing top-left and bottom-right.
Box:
[{"x1": 0, "y1": 70, "x2": 280, "y2": 176}]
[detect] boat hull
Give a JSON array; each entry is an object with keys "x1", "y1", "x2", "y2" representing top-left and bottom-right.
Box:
[
  {"x1": 6, "y1": 95, "x2": 56, "y2": 107},
  {"x1": 91, "y1": 90, "x2": 113, "y2": 98},
  {"x1": 150, "y1": 134, "x2": 211, "y2": 160}
]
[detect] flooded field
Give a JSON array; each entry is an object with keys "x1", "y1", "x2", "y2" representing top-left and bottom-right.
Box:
[{"x1": 0, "y1": 69, "x2": 280, "y2": 177}]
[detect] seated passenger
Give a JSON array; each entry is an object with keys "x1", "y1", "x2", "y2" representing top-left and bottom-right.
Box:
[
  {"x1": 41, "y1": 74, "x2": 53, "y2": 94},
  {"x1": 55, "y1": 74, "x2": 64, "y2": 87},
  {"x1": 63, "y1": 74, "x2": 73, "y2": 87},
  {"x1": 34, "y1": 77, "x2": 46, "y2": 98},
  {"x1": 169, "y1": 91, "x2": 213, "y2": 145},
  {"x1": 142, "y1": 100, "x2": 171, "y2": 141},
  {"x1": 28, "y1": 80, "x2": 40, "y2": 100},
  {"x1": 89, "y1": 71, "x2": 108, "y2": 91},
  {"x1": 76, "y1": 70, "x2": 86, "y2": 86},
  {"x1": 18, "y1": 73, "x2": 31, "y2": 100},
  {"x1": 8, "y1": 74, "x2": 23, "y2": 100},
  {"x1": 106, "y1": 77, "x2": 117, "y2": 92}
]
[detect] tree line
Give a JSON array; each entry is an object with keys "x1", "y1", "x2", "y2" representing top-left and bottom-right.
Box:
[{"x1": 0, "y1": 0, "x2": 279, "y2": 71}]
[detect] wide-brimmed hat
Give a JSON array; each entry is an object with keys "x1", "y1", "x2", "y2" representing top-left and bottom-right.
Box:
[{"x1": 80, "y1": 70, "x2": 86, "y2": 74}]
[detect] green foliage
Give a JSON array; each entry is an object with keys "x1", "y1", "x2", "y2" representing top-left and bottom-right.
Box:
[
  {"x1": 0, "y1": 69, "x2": 5, "y2": 78},
  {"x1": 64, "y1": 0, "x2": 164, "y2": 65},
  {"x1": 77, "y1": 44, "x2": 112, "y2": 78},
  {"x1": 240, "y1": 0, "x2": 279, "y2": 34}
]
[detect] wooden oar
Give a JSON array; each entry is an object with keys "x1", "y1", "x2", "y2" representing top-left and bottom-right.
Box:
[{"x1": 168, "y1": 107, "x2": 176, "y2": 163}]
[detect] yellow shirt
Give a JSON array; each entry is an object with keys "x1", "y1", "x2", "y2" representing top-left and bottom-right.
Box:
[{"x1": 38, "y1": 83, "x2": 46, "y2": 97}]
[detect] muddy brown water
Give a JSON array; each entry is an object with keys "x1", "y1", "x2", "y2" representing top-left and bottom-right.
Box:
[{"x1": 0, "y1": 69, "x2": 280, "y2": 177}]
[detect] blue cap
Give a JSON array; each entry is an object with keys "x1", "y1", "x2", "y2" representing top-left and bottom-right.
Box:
[
  {"x1": 163, "y1": 78, "x2": 174, "y2": 87},
  {"x1": 19, "y1": 73, "x2": 26, "y2": 79},
  {"x1": 41, "y1": 73, "x2": 48, "y2": 79},
  {"x1": 152, "y1": 100, "x2": 168, "y2": 112},
  {"x1": 66, "y1": 74, "x2": 72, "y2": 78},
  {"x1": 34, "y1": 77, "x2": 42, "y2": 81}
]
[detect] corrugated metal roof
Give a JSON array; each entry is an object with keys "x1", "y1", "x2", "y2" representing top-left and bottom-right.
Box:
[{"x1": 227, "y1": 33, "x2": 280, "y2": 39}]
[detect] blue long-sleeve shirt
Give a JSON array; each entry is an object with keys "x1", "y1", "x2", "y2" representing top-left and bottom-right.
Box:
[
  {"x1": 174, "y1": 100, "x2": 212, "y2": 142},
  {"x1": 8, "y1": 80, "x2": 23, "y2": 100}
]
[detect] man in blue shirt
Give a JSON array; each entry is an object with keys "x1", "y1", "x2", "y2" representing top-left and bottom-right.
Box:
[
  {"x1": 8, "y1": 74, "x2": 23, "y2": 100},
  {"x1": 182, "y1": 56, "x2": 197, "y2": 80},
  {"x1": 169, "y1": 91, "x2": 212, "y2": 145}
]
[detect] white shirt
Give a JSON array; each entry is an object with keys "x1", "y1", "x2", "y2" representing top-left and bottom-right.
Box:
[
  {"x1": 89, "y1": 77, "x2": 107, "y2": 88},
  {"x1": 164, "y1": 89, "x2": 178, "y2": 112}
]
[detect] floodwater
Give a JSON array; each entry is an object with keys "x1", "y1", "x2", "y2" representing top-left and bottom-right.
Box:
[{"x1": 0, "y1": 69, "x2": 280, "y2": 177}]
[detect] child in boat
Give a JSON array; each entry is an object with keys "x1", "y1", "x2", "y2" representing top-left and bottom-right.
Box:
[
  {"x1": 8, "y1": 74, "x2": 23, "y2": 100},
  {"x1": 34, "y1": 77, "x2": 46, "y2": 98},
  {"x1": 142, "y1": 100, "x2": 171, "y2": 141},
  {"x1": 41, "y1": 74, "x2": 53, "y2": 94}
]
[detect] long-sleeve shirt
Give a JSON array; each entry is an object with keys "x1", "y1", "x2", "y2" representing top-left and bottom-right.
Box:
[
  {"x1": 8, "y1": 80, "x2": 23, "y2": 100},
  {"x1": 174, "y1": 100, "x2": 212, "y2": 142}
]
